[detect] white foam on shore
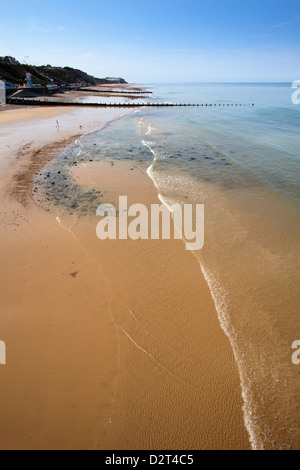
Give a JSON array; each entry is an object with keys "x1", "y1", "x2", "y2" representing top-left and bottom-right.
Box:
[
  {"x1": 195, "y1": 261, "x2": 261, "y2": 450},
  {"x1": 142, "y1": 137, "x2": 261, "y2": 451},
  {"x1": 138, "y1": 117, "x2": 157, "y2": 137}
]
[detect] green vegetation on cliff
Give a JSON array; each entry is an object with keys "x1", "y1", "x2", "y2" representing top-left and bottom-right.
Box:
[{"x1": 0, "y1": 62, "x2": 126, "y2": 86}]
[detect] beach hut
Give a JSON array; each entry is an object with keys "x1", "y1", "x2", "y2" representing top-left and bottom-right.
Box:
[{"x1": 0, "y1": 80, "x2": 6, "y2": 105}]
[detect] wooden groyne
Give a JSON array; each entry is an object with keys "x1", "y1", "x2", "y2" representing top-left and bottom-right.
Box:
[
  {"x1": 8, "y1": 98, "x2": 255, "y2": 108},
  {"x1": 80, "y1": 89, "x2": 152, "y2": 95}
]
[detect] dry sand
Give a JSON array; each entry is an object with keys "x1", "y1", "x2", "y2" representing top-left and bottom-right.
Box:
[
  {"x1": 0, "y1": 107, "x2": 70, "y2": 125},
  {"x1": 0, "y1": 106, "x2": 251, "y2": 450}
]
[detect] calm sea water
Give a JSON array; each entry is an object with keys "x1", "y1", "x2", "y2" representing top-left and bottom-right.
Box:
[
  {"x1": 40, "y1": 83, "x2": 300, "y2": 450},
  {"x1": 145, "y1": 83, "x2": 300, "y2": 206},
  {"x1": 138, "y1": 83, "x2": 300, "y2": 450}
]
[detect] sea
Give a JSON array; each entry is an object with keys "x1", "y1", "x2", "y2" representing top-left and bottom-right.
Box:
[{"x1": 40, "y1": 83, "x2": 300, "y2": 450}]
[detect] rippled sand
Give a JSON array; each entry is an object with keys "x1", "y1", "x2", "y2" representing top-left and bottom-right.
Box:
[{"x1": 0, "y1": 109, "x2": 250, "y2": 449}]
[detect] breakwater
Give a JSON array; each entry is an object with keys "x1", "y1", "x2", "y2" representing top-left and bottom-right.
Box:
[
  {"x1": 7, "y1": 98, "x2": 255, "y2": 108},
  {"x1": 80, "y1": 89, "x2": 152, "y2": 95}
]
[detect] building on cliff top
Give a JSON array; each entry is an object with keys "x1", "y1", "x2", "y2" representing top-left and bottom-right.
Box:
[{"x1": 0, "y1": 56, "x2": 17, "y2": 65}]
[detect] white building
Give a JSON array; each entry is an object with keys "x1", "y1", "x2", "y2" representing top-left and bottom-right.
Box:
[
  {"x1": 0, "y1": 56, "x2": 17, "y2": 64},
  {"x1": 0, "y1": 80, "x2": 6, "y2": 105},
  {"x1": 25, "y1": 73, "x2": 33, "y2": 87}
]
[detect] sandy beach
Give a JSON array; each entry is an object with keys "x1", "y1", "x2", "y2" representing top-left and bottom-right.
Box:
[
  {"x1": 0, "y1": 107, "x2": 69, "y2": 124},
  {"x1": 0, "y1": 104, "x2": 251, "y2": 450}
]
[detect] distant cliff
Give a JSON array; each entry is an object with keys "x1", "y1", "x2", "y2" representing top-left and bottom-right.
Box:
[{"x1": 0, "y1": 62, "x2": 127, "y2": 86}]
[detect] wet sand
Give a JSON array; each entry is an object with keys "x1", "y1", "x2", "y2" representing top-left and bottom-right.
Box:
[{"x1": 0, "y1": 108, "x2": 251, "y2": 449}]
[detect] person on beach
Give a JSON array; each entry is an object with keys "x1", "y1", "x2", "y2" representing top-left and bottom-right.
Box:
[{"x1": 56, "y1": 120, "x2": 60, "y2": 130}]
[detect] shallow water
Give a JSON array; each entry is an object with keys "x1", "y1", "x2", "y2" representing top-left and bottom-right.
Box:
[{"x1": 36, "y1": 83, "x2": 300, "y2": 450}]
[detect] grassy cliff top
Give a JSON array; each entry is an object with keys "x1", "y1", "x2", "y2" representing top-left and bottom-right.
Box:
[{"x1": 0, "y1": 62, "x2": 126, "y2": 86}]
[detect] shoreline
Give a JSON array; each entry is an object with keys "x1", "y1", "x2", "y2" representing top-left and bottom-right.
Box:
[
  {"x1": 145, "y1": 139, "x2": 256, "y2": 449},
  {"x1": 0, "y1": 104, "x2": 251, "y2": 450},
  {"x1": 70, "y1": 159, "x2": 251, "y2": 450}
]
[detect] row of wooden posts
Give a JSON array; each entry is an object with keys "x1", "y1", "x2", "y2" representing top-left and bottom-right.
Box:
[{"x1": 8, "y1": 98, "x2": 255, "y2": 108}]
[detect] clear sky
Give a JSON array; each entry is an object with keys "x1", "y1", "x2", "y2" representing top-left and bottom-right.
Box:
[{"x1": 1, "y1": 0, "x2": 300, "y2": 82}]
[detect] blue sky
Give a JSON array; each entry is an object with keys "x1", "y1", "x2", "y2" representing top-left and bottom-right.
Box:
[{"x1": 0, "y1": 0, "x2": 300, "y2": 82}]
